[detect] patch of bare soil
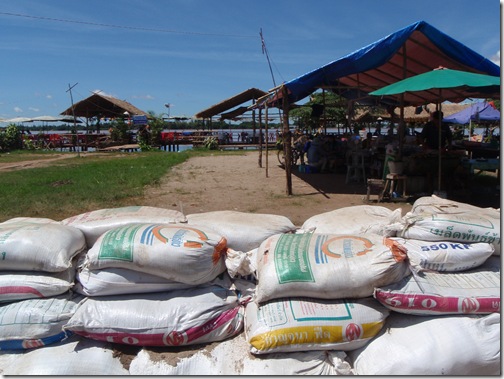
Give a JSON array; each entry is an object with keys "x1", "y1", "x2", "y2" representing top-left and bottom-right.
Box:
[{"x1": 142, "y1": 151, "x2": 413, "y2": 226}]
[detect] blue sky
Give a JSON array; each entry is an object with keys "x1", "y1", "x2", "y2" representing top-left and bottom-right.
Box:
[{"x1": 0, "y1": 0, "x2": 501, "y2": 121}]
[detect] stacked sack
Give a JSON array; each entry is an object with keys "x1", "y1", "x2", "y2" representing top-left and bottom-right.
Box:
[
  {"x1": 0, "y1": 217, "x2": 86, "y2": 350},
  {"x1": 378, "y1": 195, "x2": 500, "y2": 315},
  {"x1": 63, "y1": 206, "x2": 247, "y2": 347},
  {"x1": 347, "y1": 196, "x2": 500, "y2": 375},
  {"x1": 186, "y1": 210, "x2": 297, "y2": 279},
  {"x1": 244, "y1": 205, "x2": 411, "y2": 356}
]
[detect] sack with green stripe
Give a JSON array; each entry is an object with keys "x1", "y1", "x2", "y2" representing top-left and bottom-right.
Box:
[
  {"x1": 254, "y1": 232, "x2": 410, "y2": 303},
  {"x1": 82, "y1": 223, "x2": 227, "y2": 285}
]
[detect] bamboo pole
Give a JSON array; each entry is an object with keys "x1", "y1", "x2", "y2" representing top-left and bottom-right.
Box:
[
  {"x1": 264, "y1": 105, "x2": 268, "y2": 178},
  {"x1": 282, "y1": 85, "x2": 292, "y2": 195}
]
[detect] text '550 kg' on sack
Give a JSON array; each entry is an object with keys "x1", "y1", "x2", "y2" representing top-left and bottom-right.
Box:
[
  {"x1": 254, "y1": 233, "x2": 410, "y2": 303},
  {"x1": 83, "y1": 223, "x2": 228, "y2": 285}
]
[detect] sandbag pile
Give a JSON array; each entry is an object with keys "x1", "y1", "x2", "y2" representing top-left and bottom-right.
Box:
[
  {"x1": 245, "y1": 232, "x2": 409, "y2": 357},
  {"x1": 344, "y1": 196, "x2": 501, "y2": 375},
  {"x1": 0, "y1": 199, "x2": 500, "y2": 375},
  {"x1": 66, "y1": 210, "x2": 248, "y2": 348},
  {"x1": 373, "y1": 196, "x2": 501, "y2": 317},
  {"x1": 0, "y1": 217, "x2": 86, "y2": 302},
  {"x1": 0, "y1": 217, "x2": 87, "y2": 350}
]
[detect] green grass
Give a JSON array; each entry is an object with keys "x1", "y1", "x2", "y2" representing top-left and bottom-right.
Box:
[
  {"x1": 0, "y1": 150, "x2": 199, "y2": 222},
  {"x1": 0, "y1": 149, "x2": 249, "y2": 222},
  {"x1": 0, "y1": 150, "x2": 63, "y2": 163}
]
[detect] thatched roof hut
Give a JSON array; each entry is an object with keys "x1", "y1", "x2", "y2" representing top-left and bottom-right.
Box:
[
  {"x1": 60, "y1": 92, "x2": 149, "y2": 119},
  {"x1": 354, "y1": 103, "x2": 473, "y2": 124},
  {"x1": 395, "y1": 103, "x2": 472, "y2": 123},
  {"x1": 195, "y1": 88, "x2": 267, "y2": 120}
]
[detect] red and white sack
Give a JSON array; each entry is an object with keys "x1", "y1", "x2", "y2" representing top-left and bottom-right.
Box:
[
  {"x1": 0, "y1": 293, "x2": 83, "y2": 350},
  {"x1": 61, "y1": 206, "x2": 188, "y2": 247},
  {"x1": 255, "y1": 233, "x2": 410, "y2": 303},
  {"x1": 391, "y1": 212, "x2": 500, "y2": 255},
  {"x1": 64, "y1": 285, "x2": 245, "y2": 347},
  {"x1": 82, "y1": 223, "x2": 227, "y2": 285},
  {"x1": 245, "y1": 297, "x2": 389, "y2": 355},
  {"x1": 349, "y1": 312, "x2": 501, "y2": 375},
  {"x1": 187, "y1": 210, "x2": 296, "y2": 253},
  {"x1": 391, "y1": 237, "x2": 494, "y2": 272},
  {"x1": 374, "y1": 256, "x2": 500, "y2": 315},
  {"x1": 0, "y1": 268, "x2": 75, "y2": 303},
  {"x1": 0, "y1": 219, "x2": 86, "y2": 272},
  {"x1": 301, "y1": 205, "x2": 402, "y2": 236},
  {"x1": 410, "y1": 195, "x2": 500, "y2": 219}
]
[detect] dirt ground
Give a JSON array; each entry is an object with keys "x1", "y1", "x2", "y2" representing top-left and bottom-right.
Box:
[{"x1": 141, "y1": 150, "x2": 413, "y2": 226}]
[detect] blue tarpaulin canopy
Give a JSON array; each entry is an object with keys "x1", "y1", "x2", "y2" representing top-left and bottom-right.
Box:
[
  {"x1": 270, "y1": 21, "x2": 500, "y2": 107},
  {"x1": 443, "y1": 101, "x2": 500, "y2": 124}
]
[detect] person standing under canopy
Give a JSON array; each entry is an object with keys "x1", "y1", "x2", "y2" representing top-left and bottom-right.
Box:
[{"x1": 420, "y1": 110, "x2": 453, "y2": 151}]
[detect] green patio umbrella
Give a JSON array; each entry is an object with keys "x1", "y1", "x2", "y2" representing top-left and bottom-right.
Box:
[
  {"x1": 370, "y1": 68, "x2": 500, "y2": 100},
  {"x1": 370, "y1": 68, "x2": 500, "y2": 193}
]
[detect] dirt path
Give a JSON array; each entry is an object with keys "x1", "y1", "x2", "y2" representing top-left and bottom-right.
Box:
[{"x1": 142, "y1": 151, "x2": 412, "y2": 226}]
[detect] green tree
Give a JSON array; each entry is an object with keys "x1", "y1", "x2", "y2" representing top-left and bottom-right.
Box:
[
  {"x1": 289, "y1": 91, "x2": 347, "y2": 133},
  {"x1": 0, "y1": 124, "x2": 23, "y2": 151},
  {"x1": 146, "y1": 111, "x2": 166, "y2": 146}
]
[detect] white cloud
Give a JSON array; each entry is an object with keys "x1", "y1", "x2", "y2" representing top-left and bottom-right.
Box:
[
  {"x1": 490, "y1": 50, "x2": 500, "y2": 66},
  {"x1": 14, "y1": 107, "x2": 22, "y2": 113},
  {"x1": 132, "y1": 94, "x2": 155, "y2": 100},
  {"x1": 46, "y1": 94, "x2": 53, "y2": 99},
  {"x1": 29, "y1": 107, "x2": 40, "y2": 112}
]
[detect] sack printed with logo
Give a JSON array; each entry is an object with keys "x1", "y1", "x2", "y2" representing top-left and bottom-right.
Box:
[
  {"x1": 82, "y1": 223, "x2": 228, "y2": 285},
  {"x1": 245, "y1": 297, "x2": 389, "y2": 354},
  {"x1": 254, "y1": 233, "x2": 410, "y2": 303}
]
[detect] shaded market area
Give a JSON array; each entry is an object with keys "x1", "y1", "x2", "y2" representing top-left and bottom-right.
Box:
[{"x1": 0, "y1": 20, "x2": 500, "y2": 202}]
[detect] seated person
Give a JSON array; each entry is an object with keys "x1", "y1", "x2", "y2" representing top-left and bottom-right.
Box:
[{"x1": 305, "y1": 135, "x2": 328, "y2": 172}]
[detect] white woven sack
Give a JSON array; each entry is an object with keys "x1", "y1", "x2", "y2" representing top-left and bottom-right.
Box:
[
  {"x1": 301, "y1": 205, "x2": 402, "y2": 236},
  {"x1": 245, "y1": 297, "x2": 389, "y2": 354},
  {"x1": 1, "y1": 335, "x2": 129, "y2": 375},
  {"x1": 391, "y1": 237, "x2": 494, "y2": 272},
  {"x1": 129, "y1": 332, "x2": 353, "y2": 375},
  {"x1": 61, "y1": 205, "x2": 188, "y2": 247},
  {"x1": 0, "y1": 268, "x2": 75, "y2": 303},
  {"x1": 0, "y1": 217, "x2": 59, "y2": 225},
  {"x1": 187, "y1": 210, "x2": 296, "y2": 252},
  {"x1": 83, "y1": 223, "x2": 227, "y2": 285},
  {"x1": 393, "y1": 212, "x2": 501, "y2": 255},
  {"x1": 75, "y1": 265, "x2": 195, "y2": 296},
  {"x1": 255, "y1": 232, "x2": 410, "y2": 303},
  {"x1": 374, "y1": 256, "x2": 500, "y2": 315},
  {"x1": 349, "y1": 312, "x2": 501, "y2": 375},
  {"x1": 0, "y1": 219, "x2": 86, "y2": 272},
  {"x1": 64, "y1": 285, "x2": 245, "y2": 347},
  {"x1": 0, "y1": 293, "x2": 83, "y2": 350},
  {"x1": 411, "y1": 195, "x2": 500, "y2": 218}
]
